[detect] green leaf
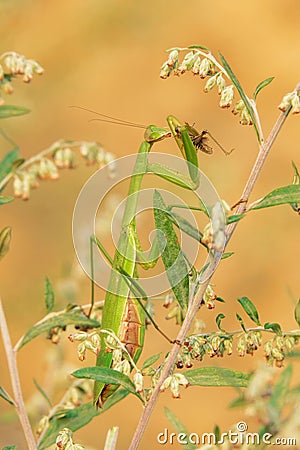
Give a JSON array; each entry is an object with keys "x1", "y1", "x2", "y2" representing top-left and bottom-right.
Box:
[
  {"x1": 33, "y1": 378, "x2": 51, "y2": 406},
  {"x1": 216, "y1": 296, "x2": 225, "y2": 303},
  {"x1": 153, "y1": 191, "x2": 190, "y2": 310},
  {"x1": 238, "y1": 297, "x2": 261, "y2": 326},
  {"x1": 0, "y1": 147, "x2": 20, "y2": 186},
  {"x1": 142, "y1": 353, "x2": 161, "y2": 370},
  {"x1": 221, "y1": 251, "x2": 234, "y2": 260},
  {"x1": 228, "y1": 394, "x2": 247, "y2": 408},
  {"x1": 0, "y1": 386, "x2": 15, "y2": 406},
  {"x1": 16, "y1": 309, "x2": 100, "y2": 350},
  {"x1": 294, "y1": 299, "x2": 300, "y2": 327},
  {"x1": 44, "y1": 277, "x2": 55, "y2": 313},
  {"x1": 253, "y1": 77, "x2": 274, "y2": 100},
  {"x1": 249, "y1": 185, "x2": 300, "y2": 210},
  {"x1": 236, "y1": 313, "x2": 247, "y2": 332},
  {"x1": 72, "y1": 367, "x2": 141, "y2": 400},
  {"x1": 168, "y1": 210, "x2": 203, "y2": 243},
  {"x1": 183, "y1": 367, "x2": 250, "y2": 387},
  {"x1": 2, "y1": 446, "x2": 17, "y2": 450},
  {"x1": 264, "y1": 322, "x2": 282, "y2": 335},
  {"x1": 0, "y1": 105, "x2": 30, "y2": 119},
  {"x1": 216, "y1": 313, "x2": 226, "y2": 331},
  {"x1": 268, "y1": 364, "x2": 292, "y2": 416},
  {"x1": 38, "y1": 390, "x2": 128, "y2": 449},
  {"x1": 227, "y1": 214, "x2": 245, "y2": 224},
  {"x1": 291, "y1": 162, "x2": 300, "y2": 211},
  {"x1": 0, "y1": 226, "x2": 12, "y2": 260},
  {"x1": 188, "y1": 44, "x2": 210, "y2": 51},
  {"x1": 0, "y1": 195, "x2": 14, "y2": 205},
  {"x1": 164, "y1": 407, "x2": 197, "y2": 450},
  {"x1": 219, "y1": 53, "x2": 260, "y2": 142}
]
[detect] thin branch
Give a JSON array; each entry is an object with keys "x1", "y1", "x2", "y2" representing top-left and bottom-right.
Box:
[
  {"x1": 0, "y1": 298, "x2": 37, "y2": 450},
  {"x1": 129, "y1": 80, "x2": 300, "y2": 450}
]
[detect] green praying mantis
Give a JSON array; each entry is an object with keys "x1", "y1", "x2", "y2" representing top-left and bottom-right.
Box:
[{"x1": 87, "y1": 113, "x2": 231, "y2": 407}]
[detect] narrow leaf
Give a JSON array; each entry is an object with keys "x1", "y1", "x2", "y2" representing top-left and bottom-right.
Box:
[
  {"x1": 253, "y1": 77, "x2": 274, "y2": 100},
  {"x1": 238, "y1": 297, "x2": 261, "y2": 325},
  {"x1": 168, "y1": 210, "x2": 203, "y2": 243},
  {"x1": 268, "y1": 364, "x2": 292, "y2": 415},
  {"x1": 0, "y1": 226, "x2": 12, "y2": 260},
  {"x1": 219, "y1": 53, "x2": 260, "y2": 141},
  {"x1": 0, "y1": 386, "x2": 15, "y2": 406},
  {"x1": 188, "y1": 44, "x2": 210, "y2": 51},
  {"x1": 44, "y1": 277, "x2": 55, "y2": 313},
  {"x1": 236, "y1": 313, "x2": 247, "y2": 332},
  {"x1": 227, "y1": 214, "x2": 245, "y2": 224},
  {"x1": 38, "y1": 390, "x2": 128, "y2": 449},
  {"x1": 221, "y1": 251, "x2": 234, "y2": 260},
  {"x1": 164, "y1": 407, "x2": 197, "y2": 450},
  {"x1": 0, "y1": 105, "x2": 30, "y2": 119},
  {"x1": 216, "y1": 296, "x2": 225, "y2": 303},
  {"x1": 264, "y1": 322, "x2": 282, "y2": 335},
  {"x1": 294, "y1": 300, "x2": 300, "y2": 327},
  {"x1": 291, "y1": 161, "x2": 300, "y2": 211},
  {"x1": 183, "y1": 367, "x2": 249, "y2": 387},
  {"x1": 72, "y1": 367, "x2": 140, "y2": 400},
  {"x1": 153, "y1": 191, "x2": 190, "y2": 310},
  {"x1": 216, "y1": 313, "x2": 226, "y2": 331},
  {"x1": 33, "y1": 379, "x2": 51, "y2": 406},
  {"x1": 0, "y1": 195, "x2": 14, "y2": 205},
  {"x1": 142, "y1": 353, "x2": 161, "y2": 370},
  {"x1": 16, "y1": 309, "x2": 100, "y2": 350},
  {"x1": 0, "y1": 147, "x2": 19, "y2": 185},
  {"x1": 228, "y1": 394, "x2": 247, "y2": 408},
  {"x1": 2, "y1": 446, "x2": 17, "y2": 450},
  {"x1": 249, "y1": 185, "x2": 300, "y2": 210}
]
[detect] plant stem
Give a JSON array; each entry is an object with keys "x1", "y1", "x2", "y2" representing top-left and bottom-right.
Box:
[
  {"x1": 129, "y1": 81, "x2": 300, "y2": 450},
  {"x1": 0, "y1": 298, "x2": 37, "y2": 450}
]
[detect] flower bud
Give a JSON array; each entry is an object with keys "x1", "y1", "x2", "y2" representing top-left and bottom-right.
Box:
[
  {"x1": 160, "y1": 62, "x2": 173, "y2": 79},
  {"x1": 278, "y1": 92, "x2": 295, "y2": 112},
  {"x1": 291, "y1": 93, "x2": 300, "y2": 114},
  {"x1": 133, "y1": 372, "x2": 144, "y2": 393},
  {"x1": 191, "y1": 56, "x2": 201, "y2": 75},
  {"x1": 178, "y1": 51, "x2": 197, "y2": 74},
  {"x1": 199, "y1": 58, "x2": 211, "y2": 78},
  {"x1": 219, "y1": 85, "x2": 234, "y2": 109},
  {"x1": 77, "y1": 342, "x2": 86, "y2": 361},
  {"x1": 170, "y1": 376, "x2": 180, "y2": 398},
  {"x1": 203, "y1": 74, "x2": 217, "y2": 93},
  {"x1": 167, "y1": 50, "x2": 179, "y2": 67},
  {"x1": 216, "y1": 74, "x2": 226, "y2": 94},
  {"x1": 0, "y1": 65, "x2": 4, "y2": 81},
  {"x1": 13, "y1": 176, "x2": 23, "y2": 197},
  {"x1": 3, "y1": 82, "x2": 14, "y2": 94}
]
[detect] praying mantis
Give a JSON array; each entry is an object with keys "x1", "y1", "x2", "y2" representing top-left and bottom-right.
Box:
[{"x1": 90, "y1": 113, "x2": 228, "y2": 407}]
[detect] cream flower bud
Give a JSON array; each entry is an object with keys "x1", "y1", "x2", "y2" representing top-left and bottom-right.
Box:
[
  {"x1": 133, "y1": 372, "x2": 144, "y2": 393},
  {"x1": 219, "y1": 85, "x2": 234, "y2": 108}
]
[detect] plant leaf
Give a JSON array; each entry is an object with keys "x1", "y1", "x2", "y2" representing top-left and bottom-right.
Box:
[
  {"x1": 221, "y1": 251, "x2": 234, "y2": 260},
  {"x1": 0, "y1": 147, "x2": 20, "y2": 187},
  {"x1": 264, "y1": 322, "x2": 282, "y2": 335},
  {"x1": 253, "y1": 77, "x2": 274, "y2": 100},
  {"x1": 44, "y1": 276, "x2": 55, "y2": 313},
  {"x1": 33, "y1": 378, "x2": 51, "y2": 406},
  {"x1": 2, "y1": 446, "x2": 17, "y2": 450},
  {"x1": 142, "y1": 353, "x2": 161, "y2": 370},
  {"x1": 216, "y1": 296, "x2": 225, "y2": 303},
  {"x1": 38, "y1": 390, "x2": 128, "y2": 449},
  {"x1": 16, "y1": 309, "x2": 100, "y2": 350},
  {"x1": 183, "y1": 367, "x2": 249, "y2": 387},
  {"x1": 219, "y1": 53, "x2": 260, "y2": 142},
  {"x1": 0, "y1": 105, "x2": 30, "y2": 119},
  {"x1": 72, "y1": 367, "x2": 141, "y2": 400},
  {"x1": 153, "y1": 190, "x2": 190, "y2": 310},
  {"x1": 0, "y1": 386, "x2": 15, "y2": 406},
  {"x1": 0, "y1": 226, "x2": 12, "y2": 260},
  {"x1": 249, "y1": 185, "x2": 300, "y2": 210},
  {"x1": 227, "y1": 214, "x2": 245, "y2": 224},
  {"x1": 216, "y1": 313, "x2": 226, "y2": 331},
  {"x1": 238, "y1": 297, "x2": 261, "y2": 325},
  {"x1": 168, "y1": 210, "x2": 203, "y2": 243},
  {"x1": 0, "y1": 195, "x2": 14, "y2": 205},
  {"x1": 236, "y1": 313, "x2": 247, "y2": 332},
  {"x1": 294, "y1": 300, "x2": 300, "y2": 327},
  {"x1": 188, "y1": 44, "x2": 210, "y2": 51},
  {"x1": 164, "y1": 407, "x2": 197, "y2": 450},
  {"x1": 291, "y1": 162, "x2": 300, "y2": 211}
]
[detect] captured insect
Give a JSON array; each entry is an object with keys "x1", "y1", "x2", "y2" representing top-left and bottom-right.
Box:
[{"x1": 72, "y1": 106, "x2": 234, "y2": 156}]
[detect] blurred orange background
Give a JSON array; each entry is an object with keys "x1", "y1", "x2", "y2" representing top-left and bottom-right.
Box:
[{"x1": 0, "y1": 1, "x2": 300, "y2": 448}]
